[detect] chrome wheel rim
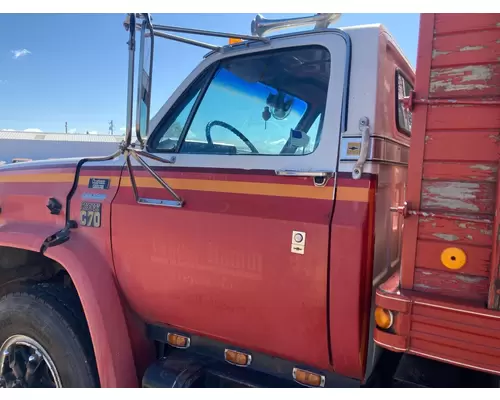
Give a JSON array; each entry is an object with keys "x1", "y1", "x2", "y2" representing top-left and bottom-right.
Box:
[{"x1": 0, "y1": 335, "x2": 62, "y2": 388}]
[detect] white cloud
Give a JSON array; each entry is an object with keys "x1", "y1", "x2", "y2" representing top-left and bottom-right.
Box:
[
  {"x1": 11, "y1": 49, "x2": 31, "y2": 59},
  {"x1": 120, "y1": 127, "x2": 126, "y2": 132},
  {"x1": 0, "y1": 129, "x2": 15, "y2": 131},
  {"x1": 24, "y1": 128, "x2": 43, "y2": 133},
  {"x1": 87, "y1": 130, "x2": 98, "y2": 135},
  {"x1": 69, "y1": 128, "x2": 77, "y2": 134}
]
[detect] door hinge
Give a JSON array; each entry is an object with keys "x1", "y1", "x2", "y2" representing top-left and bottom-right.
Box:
[
  {"x1": 401, "y1": 90, "x2": 500, "y2": 111},
  {"x1": 390, "y1": 202, "x2": 493, "y2": 224}
]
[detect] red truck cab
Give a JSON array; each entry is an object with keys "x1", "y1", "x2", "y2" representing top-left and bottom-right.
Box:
[{"x1": 0, "y1": 12, "x2": 497, "y2": 389}]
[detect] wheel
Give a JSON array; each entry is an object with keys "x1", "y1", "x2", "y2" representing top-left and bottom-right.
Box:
[{"x1": 0, "y1": 282, "x2": 99, "y2": 388}]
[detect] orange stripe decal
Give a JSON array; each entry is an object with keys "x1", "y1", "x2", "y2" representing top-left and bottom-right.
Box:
[
  {"x1": 120, "y1": 177, "x2": 334, "y2": 200},
  {"x1": 336, "y1": 186, "x2": 370, "y2": 202},
  {"x1": 0, "y1": 173, "x2": 369, "y2": 202}
]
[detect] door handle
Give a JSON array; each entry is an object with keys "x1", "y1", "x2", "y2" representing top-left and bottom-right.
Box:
[
  {"x1": 275, "y1": 170, "x2": 334, "y2": 187},
  {"x1": 352, "y1": 117, "x2": 370, "y2": 180}
]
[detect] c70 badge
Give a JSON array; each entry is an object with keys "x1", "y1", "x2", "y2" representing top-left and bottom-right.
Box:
[{"x1": 80, "y1": 202, "x2": 102, "y2": 228}]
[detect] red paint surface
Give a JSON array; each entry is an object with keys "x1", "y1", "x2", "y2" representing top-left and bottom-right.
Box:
[
  {"x1": 424, "y1": 131, "x2": 499, "y2": 163},
  {"x1": 487, "y1": 165, "x2": 500, "y2": 308},
  {"x1": 376, "y1": 273, "x2": 500, "y2": 375},
  {"x1": 423, "y1": 161, "x2": 497, "y2": 182},
  {"x1": 413, "y1": 268, "x2": 489, "y2": 302},
  {"x1": 415, "y1": 241, "x2": 490, "y2": 277},
  {"x1": 399, "y1": 13, "x2": 435, "y2": 290},
  {"x1": 434, "y1": 14, "x2": 500, "y2": 35},
  {"x1": 112, "y1": 167, "x2": 335, "y2": 371},
  {"x1": 426, "y1": 104, "x2": 500, "y2": 131},
  {"x1": 418, "y1": 216, "x2": 493, "y2": 247},
  {"x1": 432, "y1": 29, "x2": 500, "y2": 68},
  {"x1": 0, "y1": 165, "x2": 140, "y2": 387},
  {"x1": 329, "y1": 174, "x2": 376, "y2": 380},
  {"x1": 376, "y1": 13, "x2": 500, "y2": 376}
]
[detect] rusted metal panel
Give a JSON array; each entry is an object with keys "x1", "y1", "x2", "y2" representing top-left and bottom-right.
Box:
[
  {"x1": 413, "y1": 268, "x2": 489, "y2": 301},
  {"x1": 434, "y1": 14, "x2": 500, "y2": 36},
  {"x1": 415, "y1": 242, "x2": 490, "y2": 277},
  {"x1": 421, "y1": 180, "x2": 496, "y2": 214},
  {"x1": 429, "y1": 64, "x2": 500, "y2": 98},
  {"x1": 432, "y1": 29, "x2": 500, "y2": 68},
  {"x1": 423, "y1": 161, "x2": 497, "y2": 182},
  {"x1": 424, "y1": 131, "x2": 500, "y2": 162},
  {"x1": 418, "y1": 215, "x2": 493, "y2": 247},
  {"x1": 426, "y1": 104, "x2": 500, "y2": 130}
]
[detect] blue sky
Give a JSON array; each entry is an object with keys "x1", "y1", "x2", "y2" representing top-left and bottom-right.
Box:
[{"x1": 0, "y1": 13, "x2": 419, "y2": 134}]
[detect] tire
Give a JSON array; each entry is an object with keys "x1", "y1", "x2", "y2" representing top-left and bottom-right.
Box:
[{"x1": 0, "y1": 282, "x2": 99, "y2": 388}]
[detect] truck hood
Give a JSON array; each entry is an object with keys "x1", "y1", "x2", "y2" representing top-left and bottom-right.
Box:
[{"x1": 0, "y1": 156, "x2": 84, "y2": 173}]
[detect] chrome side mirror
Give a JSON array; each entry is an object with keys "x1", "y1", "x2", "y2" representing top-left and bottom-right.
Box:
[{"x1": 135, "y1": 13, "x2": 155, "y2": 147}]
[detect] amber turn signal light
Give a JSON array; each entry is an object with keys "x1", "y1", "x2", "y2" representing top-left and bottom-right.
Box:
[
  {"x1": 229, "y1": 37, "x2": 243, "y2": 44},
  {"x1": 293, "y1": 368, "x2": 325, "y2": 387},
  {"x1": 224, "y1": 349, "x2": 252, "y2": 366},
  {"x1": 374, "y1": 307, "x2": 393, "y2": 330},
  {"x1": 166, "y1": 333, "x2": 190, "y2": 349}
]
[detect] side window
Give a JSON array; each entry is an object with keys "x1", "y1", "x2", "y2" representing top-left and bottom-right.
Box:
[
  {"x1": 396, "y1": 70, "x2": 413, "y2": 135},
  {"x1": 155, "y1": 89, "x2": 201, "y2": 151},
  {"x1": 148, "y1": 69, "x2": 211, "y2": 152},
  {"x1": 149, "y1": 46, "x2": 331, "y2": 155}
]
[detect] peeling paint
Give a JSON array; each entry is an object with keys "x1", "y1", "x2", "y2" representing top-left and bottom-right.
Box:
[
  {"x1": 466, "y1": 235, "x2": 473, "y2": 240},
  {"x1": 384, "y1": 79, "x2": 391, "y2": 93},
  {"x1": 430, "y1": 65, "x2": 494, "y2": 93},
  {"x1": 480, "y1": 229, "x2": 493, "y2": 236},
  {"x1": 460, "y1": 45, "x2": 484, "y2": 52},
  {"x1": 470, "y1": 164, "x2": 496, "y2": 171},
  {"x1": 432, "y1": 49, "x2": 451, "y2": 59},
  {"x1": 414, "y1": 283, "x2": 434, "y2": 290},
  {"x1": 433, "y1": 233, "x2": 459, "y2": 241},
  {"x1": 423, "y1": 182, "x2": 482, "y2": 212},
  {"x1": 455, "y1": 275, "x2": 484, "y2": 284}
]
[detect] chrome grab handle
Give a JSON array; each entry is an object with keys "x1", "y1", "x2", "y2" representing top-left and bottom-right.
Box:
[
  {"x1": 275, "y1": 170, "x2": 334, "y2": 187},
  {"x1": 352, "y1": 117, "x2": 370, "y2": 180},
  {"x1": 275, "y1": 170, "x2": 333, "y2": 177}
]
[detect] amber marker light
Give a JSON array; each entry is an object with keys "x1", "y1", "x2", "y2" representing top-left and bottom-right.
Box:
[
  {"x1": 292, "y1": 368, "x2": 325, "y2": 387},
  {"x1": 229, "y1": 37, "x2": 243, "y2": 44},
  {"x1": 374, "y1": 307, "x2": 393, "y2": 330},
  {"x1": 166, "y1": 333, "x2": 190, "y2": 349},
  {"x1": 224, "y1": 349, "x2": 252, "y2": 366}
]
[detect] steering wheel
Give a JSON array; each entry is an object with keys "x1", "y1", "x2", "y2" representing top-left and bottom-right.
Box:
[{"x1": 205, "y1": 120, "x2": 259, "y2": 154}]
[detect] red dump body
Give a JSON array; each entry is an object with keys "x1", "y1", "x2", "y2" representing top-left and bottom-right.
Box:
[{"x1": 375, "y1": 13, "x2": 500, "y2": 375}]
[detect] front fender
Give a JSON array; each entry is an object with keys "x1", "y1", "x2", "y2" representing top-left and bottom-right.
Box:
[{"x1": 0, "y1": 222, "x2": 137, "y2": 388}]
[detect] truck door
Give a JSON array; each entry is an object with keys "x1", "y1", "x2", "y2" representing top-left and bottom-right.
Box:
[{"x1": 111, "y1": 33, "x2": 349, "y2": 370}]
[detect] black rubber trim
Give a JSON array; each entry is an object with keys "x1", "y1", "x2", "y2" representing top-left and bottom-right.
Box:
[{"x1": 146, "y1": 323, "x2": 360, "y2": 388}]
